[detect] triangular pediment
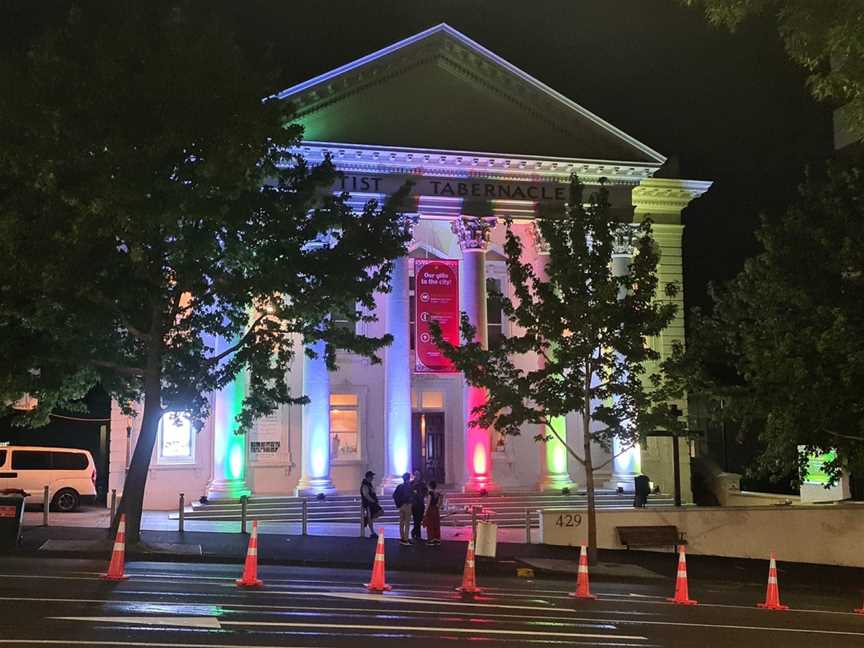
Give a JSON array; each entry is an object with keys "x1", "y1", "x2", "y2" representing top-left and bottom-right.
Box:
[{"x1": 276, "y1": 24, "x2": 664, "y2": 164}]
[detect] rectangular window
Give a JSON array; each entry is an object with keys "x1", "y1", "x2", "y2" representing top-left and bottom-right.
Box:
[
  {"x1": 0, "y1": 450, "x2": 7, "y2": 466},
  {"x1": 487, "y1": 277, "x2": 504, "y2": 350},
  {"x1": 11, "y1": 450, "x2": 51, "y2": 470},
  {"x1": 158, "y1": 413, "x2": 195, "y2": 465},
  {"x1": 51, "y1": 452, "x2": 88, "y2": 470},
  {"x1": 330, "y1": 393, "x2": 360, "y2": 462},
  {"x1": 331, "y1": 308, "x2": 355, "y2": 334}
]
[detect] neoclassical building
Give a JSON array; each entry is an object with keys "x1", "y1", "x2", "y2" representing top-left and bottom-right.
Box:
[{"x1": 109, "y1": 24, "x2": 710, "y2": 509}]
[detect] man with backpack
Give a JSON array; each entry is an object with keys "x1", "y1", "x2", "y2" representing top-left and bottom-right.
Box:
[{"x1": 393, "y1": 472, "x2": 412, "y2": 545}]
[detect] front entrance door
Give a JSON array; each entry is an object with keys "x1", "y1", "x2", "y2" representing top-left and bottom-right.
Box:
[{"x1": 411, "y1": 412, "x2": 445, "y2": 484}]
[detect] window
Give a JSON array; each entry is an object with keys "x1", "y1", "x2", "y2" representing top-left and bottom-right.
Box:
[
  {"x1": 411, "y1": 390, "x2": 445, "y2": 410},
  {"x1": 0, "y1": 450, "x2": 6, "y2": 466},
  {"x1": 12, "y1": 450, "x2": 51, "y2": 470},
  {"x1": 486, "y1": 277, "x2": 505, "y2": 350},
  {"x1": 52, "y1": 452, "x2": 88, "y2": 470},
  {"x1": 331, "y1": 308, "x2": 355, "y2": 335},
  {"x1": 330, "y1": 393, "x2": 360, "y2": 462},
  {"x1": 158, "y1": 412, "x2": 195, "y2": 465}
]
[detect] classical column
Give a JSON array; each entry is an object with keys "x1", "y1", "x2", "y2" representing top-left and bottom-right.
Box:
[
  {"x1": 452, "y1": 216, "x2": 498, "y2": 493},
  {"x1": 383, "y1": 253, "x2": 412, "y2": 489},
  {"x1": 208, "y1": 336, "x2": 251, "y2": 500},
  {"x1": 296, "y1": 339, "x2": 336, "y2": 495},
  {"x1": 605, "y1": 234, "x2": 641, "y2": 491},
  {"x1": 530, "y1": 223, "x2": 576, "y2": 492}
]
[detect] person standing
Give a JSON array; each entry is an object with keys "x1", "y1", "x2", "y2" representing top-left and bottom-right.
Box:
[
  {"x1": 393, "y1": 472, "x2": 412, "y2": 546},
  {"x1": 410, "y1": 469, "x2": 428, "y2": 543},
  {"x1": 423, "y1": 480, "x2": 442, "y2": 545},
  {"x1": 360, "y1": 470, "x2": 382, "y2": 539}
]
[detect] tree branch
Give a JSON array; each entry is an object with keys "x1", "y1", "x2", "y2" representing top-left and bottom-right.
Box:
[
  {"x1": 542, "y1": 418, "x2": 585, "y2": 466},
  {"x1": 593, "y1": 440, "x2": 638, "y2": 471},
  {"x1": 208, "y1": 313, "x2": 269, "y2": 365},
  {"x1": 92, "y1": 359, "x2": 145, "y2": 378},
  {"x1": 825, "y1": 429, "x2": 864, "y2": 442}
]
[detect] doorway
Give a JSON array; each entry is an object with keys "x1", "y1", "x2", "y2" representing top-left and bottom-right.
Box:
[{"x1": 411, "y1": 412, "x2": 445, "y2": 484}]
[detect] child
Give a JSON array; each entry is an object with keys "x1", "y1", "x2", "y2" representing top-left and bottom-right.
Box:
[{"x1": 423, "y1": 480, "x2": 442, "y2": 545}]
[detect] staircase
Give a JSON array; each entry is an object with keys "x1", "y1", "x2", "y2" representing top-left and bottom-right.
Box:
[{"x1": 176, "y1": 488, "x2": 674, "y2": 529}]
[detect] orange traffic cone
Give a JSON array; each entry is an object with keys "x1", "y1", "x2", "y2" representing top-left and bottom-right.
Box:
[
  {"x1": 236, "y1": 520, "x2": 263, "y2": 587},
  {"x1": 568, "y1": 545, "x2": 596, "y2": 600},
  {"x1": 102, "y1": 514, "x2": 129, "y2": 581},
  {"x1": 456, "y1": 539, "x2": 481, "y2": 594},
  {"x1": 757, "y1": 552, "x2": 789, "y2": 610},
  {"x1": 365, "y1": 530, "x2": 391, "y2": 592},
  {"x1": 667, "y1": 545, "x2": 697, "y2": 605}
]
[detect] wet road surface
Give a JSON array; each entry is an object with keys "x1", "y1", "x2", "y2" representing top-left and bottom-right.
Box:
[{"x1": 0, "y1": 557, "x2": 862, "y2": 647}]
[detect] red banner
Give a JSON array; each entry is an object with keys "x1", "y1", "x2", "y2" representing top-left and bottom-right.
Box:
[{"x1": 414, "y1": 259, "x2": 459, "y2": 373}]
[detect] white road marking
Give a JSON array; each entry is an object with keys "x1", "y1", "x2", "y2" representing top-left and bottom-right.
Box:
[
  {"x1": 5, "y1": 594, "x2": 862, "y2": 639},
  {"x1": 0, "y1": 643, "x2": 330, "y2": 648},
  {"x1": 218, "y1": 619, "x2": 647, "y2": 640},
  {"x1": 50, "y1": 616, "x2": 220, "y2": 629}
]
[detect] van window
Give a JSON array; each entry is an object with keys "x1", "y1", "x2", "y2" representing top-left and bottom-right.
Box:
[
  {"x1": 0, "y1": 450, "x2": 6, "y2": 466},
  {"x1": 52, "y1": 452, "x2": 88, "y2": 470},
  {"x1": 12, "y1": 450, "x2": 52, "y2": 470}
]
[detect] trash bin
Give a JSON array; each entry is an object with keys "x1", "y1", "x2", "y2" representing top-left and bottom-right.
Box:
[
  {"x1": 475, "y1": 520, "x2": 498, "y2": 558},
  {"x1": 633, "y1": 475, "x2": 650, "y2": 508},
  {"x1": 0, "y1": 489, "x2": 28, "y2": 552}
]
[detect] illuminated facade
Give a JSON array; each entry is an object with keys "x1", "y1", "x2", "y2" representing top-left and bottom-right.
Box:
[{"x1": 109, "y1": 24, "x2": 710, "y2": 508}]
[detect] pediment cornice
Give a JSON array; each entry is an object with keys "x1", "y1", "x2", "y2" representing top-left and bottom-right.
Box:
[{"x1": 299, "y1": 141, "x2": 659, "y2": 186}]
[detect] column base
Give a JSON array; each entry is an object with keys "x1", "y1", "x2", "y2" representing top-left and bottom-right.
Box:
[
  {"x1": 604, "y1": 473, "x2": 639, "y2": 493},
  {"x1": 206, "y1": 478, "x2": 251, "y2": 500},
  {"x1": 462, "y1": 476, "x2": 500, "y2": 494},
  {"x1": 380, "y1": 474, "x2": 408, "y2": 495},
  {"x1": 537, "y1": 474, "x2": 578, "y2": 493},
  {"x1": 295, "y1": 477, "x2": 337, "y2": 497}
]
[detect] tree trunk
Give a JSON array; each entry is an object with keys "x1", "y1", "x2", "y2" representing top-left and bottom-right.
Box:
[
  {"x1": 583, "y1": 408, "x2": 598, "y2": 565},
  {"x1": 114, "y1": 305, "x2": 163, "y2": 545}
]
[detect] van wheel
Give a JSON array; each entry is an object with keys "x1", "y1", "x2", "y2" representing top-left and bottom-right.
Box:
[{"x1": 52, "y1": 489, "x2": 80, "y2": 513}]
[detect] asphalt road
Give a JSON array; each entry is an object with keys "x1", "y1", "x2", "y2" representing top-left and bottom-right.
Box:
[{"x1": 0, "y1": 557, "x2": 862, "y2": 647}]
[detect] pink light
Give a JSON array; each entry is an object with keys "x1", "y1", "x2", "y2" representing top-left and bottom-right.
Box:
[{"x1": 472, "y1": 442, "x2": 487, "y2": 475}]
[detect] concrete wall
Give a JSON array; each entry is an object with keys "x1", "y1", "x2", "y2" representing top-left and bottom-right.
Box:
[{"x1": 539, "y1": 505, "x2": 864, "y2": 567}]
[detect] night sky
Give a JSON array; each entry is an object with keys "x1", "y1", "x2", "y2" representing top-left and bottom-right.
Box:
[{"x1": 2, "y1": 0, "x2": 835, "y2": 313}]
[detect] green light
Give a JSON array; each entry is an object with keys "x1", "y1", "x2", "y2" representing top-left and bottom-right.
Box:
[
  {"x1": 222, "y1": 364, "x2": 248, "y2": 491},
  {"x1": 547, "y1": 416, "x2": 568, "y2": 474}
]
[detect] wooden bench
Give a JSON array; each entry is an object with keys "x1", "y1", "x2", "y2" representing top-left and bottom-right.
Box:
[{"x1": 616, "y1": 525, "x2": 686, "y2": 550}]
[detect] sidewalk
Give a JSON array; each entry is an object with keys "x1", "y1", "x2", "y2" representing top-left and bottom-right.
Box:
[{"x1": 16, "y1": 519, "x2": 864, "y2": 595}]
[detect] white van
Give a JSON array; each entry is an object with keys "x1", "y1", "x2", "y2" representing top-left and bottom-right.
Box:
[{"x1": 0, "y1": 445, "x2": 97, "y2": 512}]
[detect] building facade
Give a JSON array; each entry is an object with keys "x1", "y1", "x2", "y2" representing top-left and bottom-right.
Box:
[{"x1": 109, "y1": 24, "x2": 711, "y2": 509}]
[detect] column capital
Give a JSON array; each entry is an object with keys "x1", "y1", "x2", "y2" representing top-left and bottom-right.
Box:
[
  {"x1": 612, "y1": 224, "x2": 639, "y2": 257},
  {"x1": 398, "y1": 213, "x2": 420, "y2": 240},
  {"x1": 451, "y1": 216, "x2": 497, "y2": 252},
  {"x1": 530, "y1": 221, "x2": 551, "y2": 256}
]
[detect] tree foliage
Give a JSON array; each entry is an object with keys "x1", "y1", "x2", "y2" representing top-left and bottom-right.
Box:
[
  {"x1": 682, "y1": 0, "x2": 864, "y2": 139},
  {"x1": 669, "y1": 155, "x2": 864, "y2": 484},
  {"x1": 0, "y1": 2, "x2": 412, "y2": 540},
  {"x1": 431, "y1": 176, "x2": 682, "y2": 557}
]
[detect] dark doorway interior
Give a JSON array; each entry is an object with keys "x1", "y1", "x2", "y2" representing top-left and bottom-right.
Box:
[{"x1": 411, "y1": 412, "x2": 445, "y2": 485}]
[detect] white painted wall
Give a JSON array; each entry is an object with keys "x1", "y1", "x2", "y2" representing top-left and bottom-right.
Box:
[{"x1": 540, "y1": 505, "x2": 864, "y2": 567}]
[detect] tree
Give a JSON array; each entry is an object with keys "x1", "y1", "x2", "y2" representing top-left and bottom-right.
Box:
[
  {"x1": 667, "y1": 156, "x2": 864, "y2": 485},
  {"x1": 431, "y1": 176, "x2": 682, "y2": 560},
  {"x1": 681, "y1": 0, "x2": 864, "y2": 139},
  {"x1": 0, "y1": 2, "x2": 412, "y2": 542}
]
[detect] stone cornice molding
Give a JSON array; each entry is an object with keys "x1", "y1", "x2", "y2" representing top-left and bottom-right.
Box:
[
  {"x1": 299, "y1": 141, "x2": 659, "y2": 186},
  {"x1": 632, "y1": 178, "x2": 713, "y2": 214},
  {"x1": 452, "y1": 216, "x2": 497, "y2": 251}
]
